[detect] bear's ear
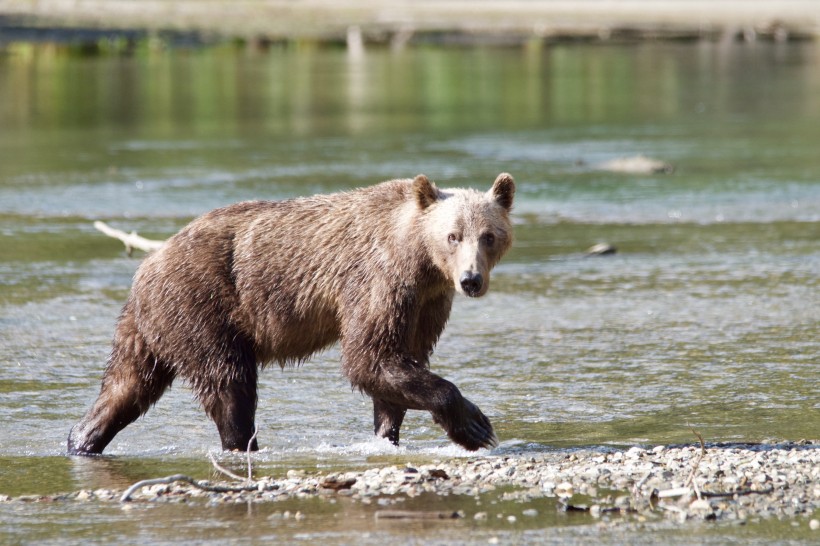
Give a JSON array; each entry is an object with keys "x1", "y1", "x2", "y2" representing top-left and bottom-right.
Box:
[
  {"x1": 413, "y1": 174, "x2": 439, "y2": 209},
  {"x1": 489, "y1": 173, "x2": 515, "y2": 211}
]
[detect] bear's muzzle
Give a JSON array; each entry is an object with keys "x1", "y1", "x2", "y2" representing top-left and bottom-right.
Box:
[{"x1": 459, "y1": 271, "x2": 484, "y2": 297}]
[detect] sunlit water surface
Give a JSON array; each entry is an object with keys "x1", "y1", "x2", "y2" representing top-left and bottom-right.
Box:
[{"x1": 0, "y1": 40, "x2": 818, "y2": 544}]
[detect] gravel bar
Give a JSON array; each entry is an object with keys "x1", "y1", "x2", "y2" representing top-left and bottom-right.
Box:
[{"x1": 4, "y1": 442, "x2": 818, "y2": 527}]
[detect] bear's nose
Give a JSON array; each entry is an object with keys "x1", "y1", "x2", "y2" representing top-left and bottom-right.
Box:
[{"x1": 459, "y1": 272, "x2": 483, "y2": 297}]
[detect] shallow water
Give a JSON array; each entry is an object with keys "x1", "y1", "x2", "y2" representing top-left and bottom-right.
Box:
[{"x1": 0, "y1": 40, "x2": 818, "y2": 543}]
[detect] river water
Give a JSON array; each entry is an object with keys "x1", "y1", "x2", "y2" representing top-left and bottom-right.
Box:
[{"x1": 0, "y1": 40, "x2": 818, "y2": 544}]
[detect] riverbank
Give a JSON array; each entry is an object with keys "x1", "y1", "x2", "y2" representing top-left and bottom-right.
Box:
[
  {"x1": 1, "y1": 0, "x2": 820, "y2": 47},
  {"x1": 4, "y1": 442, "x2": 818, "y2": 529}
]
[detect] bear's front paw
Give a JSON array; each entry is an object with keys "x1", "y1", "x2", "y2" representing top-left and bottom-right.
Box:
[{"x1": 447, "y1": 398, "x2": 497, "y2": 451}]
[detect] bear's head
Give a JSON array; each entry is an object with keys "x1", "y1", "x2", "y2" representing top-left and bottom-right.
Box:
[{"x1": 414, "y1": 173, "x2": 515, "y2": 298}]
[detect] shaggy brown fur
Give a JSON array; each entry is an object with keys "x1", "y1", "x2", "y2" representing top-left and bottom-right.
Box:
[{"x1": 67, "y1": 173, "x2": 515, "y2": 454}]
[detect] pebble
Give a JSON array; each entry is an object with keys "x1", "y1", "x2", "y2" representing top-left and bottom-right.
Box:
[
  {"x1": 4, "y1": 441, "x2": 817, "y2": 527},
  {"x1": 689, "y1": 499, "x2": 712, "y2": 511},
  {"x1": 76, "y1": 490, "x2": 92, "y2": 501},
  {"x1": 625, "y1": 447, "x2": 645, "y2": 459},
  {"x1": 555, "y1": 482, "x2": 574, "y2": 497}
]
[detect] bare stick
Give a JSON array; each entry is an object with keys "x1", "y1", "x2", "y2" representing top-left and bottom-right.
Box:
[
  {"x1": 207, "y1": 452, "x2": 246, "y2": 482},
  {"x1": 636, "y1": 470, "x2": 652, "y2": 490},
  {"x1": 684, "y1": 427, "x2": 706, "y2": 489},
  {"x1": 120, "y1": 474, "x2": 258, "y2": 502},
  {"x1": 247, "y1": 424, "x2": 259, "y2": 482},
  {"x1": 93, "y1": 221, "x2": 165, "y2": 255},
  {"x1": 657, "y1": 484, "x2": 775, "y2": 502},
  {"x1": 657, "y1": 487, "x2": 692, "y2": 499},
  {"x1": 700, "y1": 486, "x2": 774, "y2": 498},
  {"x1": 630, "y1": 469, "x2": 653, "y2": 506}
]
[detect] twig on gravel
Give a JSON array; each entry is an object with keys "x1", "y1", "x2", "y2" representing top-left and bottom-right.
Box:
[
  {"x1": 207, "y1": 452, "x2": 246, "y2": 482},
  {"x1": 700, "y1": 486, "x2": 775, "y2": 499},
  {"x1": 636, "y1": 470, "x2": 653, "y2": 490},
  {"x1": 247, "y1": 425, "x2": 258, "y2": 482},
  {"x1": 684, "y1": 427, "x2": 706, "y2": 490},
  {"x1": 119, "y1": 474, "x2": 259, "y2": 502},
  {"x1": 206, "y1": 425, "x2": 259, "y2": 483},
  {"x1": 631, "y1": 469, "x2": 654, "y2": 507},
  {"x1": 124, "y1": 426, "x2": 262, "y2": 503},
  {"x1": 657, "y1": 487, "x2": 692, "y2": 499},
  {"x1": 653, "y1": 428, "x2": 707, "y2": 503}
]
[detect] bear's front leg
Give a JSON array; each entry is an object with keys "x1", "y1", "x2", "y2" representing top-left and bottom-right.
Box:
[
  {"x1": 423, "y1": 376, "x2": 497, "y2": 451},
  {"x1": 347, "y1": 354, "x2": 497, "y2": 451},
  {"x1": 431, "y1": 390, "x2": 497, "y2": 451},
  {"x1": 373, "y1": 398, "x2": 407, "y2": 446},
  {"x1": 200, "y1": 372, "x2": 260, "y2": 452}
]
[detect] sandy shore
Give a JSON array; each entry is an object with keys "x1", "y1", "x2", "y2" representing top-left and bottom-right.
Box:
[
  {"x1": 5, "y1": 442, "x2": 818, "y2": 527},
  {"x1": 1, "y1": 0, "x2": 820, "y2": 43}
]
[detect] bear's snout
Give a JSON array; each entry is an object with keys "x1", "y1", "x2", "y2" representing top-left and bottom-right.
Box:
[{"x1": 459, "y1": 271, "x2": 484, "y2": 297}]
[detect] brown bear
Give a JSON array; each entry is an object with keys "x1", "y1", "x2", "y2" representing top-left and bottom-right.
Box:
[{"x1": 67, "y1": 173, "x2": 515, "y2": 455}]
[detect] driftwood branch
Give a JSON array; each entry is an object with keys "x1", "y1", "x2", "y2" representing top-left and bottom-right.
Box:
[
  {"x1": 206, "y1": 424, "x2": 259, "y2": 483},
  {"x1": 656, "y1": 485, "x2": 774, "y2": 500},
  {"x1": 684, "y1": 427, "x2": 706, "y2": 490},
  {"x1": 93, "y1": 221, "x2": 165, "y2": 255},
  {"x1": 207, "y1": 452, "x2": 246, "y2": 482},
  {"x1": 247, "y1": 425, "x2": 258, "y2": 482},
  {"x1": 700, "y1": 486, "x2": 775, "y2": 498},
  {"x1": 127, "y1": 426, "x2": 261, "y2": 502},
  {"x1": 652, "y1": 429, "x2": 775, "y2": 506},
  {"x1": 119, "y1": 474, "x2": 259, "y2": 502}
]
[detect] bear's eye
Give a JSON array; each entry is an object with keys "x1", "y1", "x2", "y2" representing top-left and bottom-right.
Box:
[
  {"x1": 447, "y1": 233, "x2": 459, "y2": 245},
  {"x1": 482, "y1": 233, "x2": 495, "y2": 246}
]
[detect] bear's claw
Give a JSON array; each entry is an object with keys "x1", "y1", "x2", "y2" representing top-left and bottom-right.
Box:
[{"x1": 448, "y1": 398, "x2": 497, "y2": 451}]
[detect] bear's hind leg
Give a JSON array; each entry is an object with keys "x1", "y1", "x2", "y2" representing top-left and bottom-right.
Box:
[
  {"x1": 373, "y1": 398, "x2": 407, "y2": 446},
  {"x1": 68, "y1": 333, "x2": 174, "y2": 455}
]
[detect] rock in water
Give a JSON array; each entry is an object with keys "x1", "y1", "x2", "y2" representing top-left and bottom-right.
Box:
[
  {"x1": 586, "y1": 243, "x2": 617, "y2": 256},
  {"x1": 598, "y1": 155, "x2": 674, "y2": 174}
]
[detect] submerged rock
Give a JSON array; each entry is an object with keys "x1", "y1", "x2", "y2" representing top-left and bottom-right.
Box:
[
  {"x1": 585, "y1": 243, "x2": 617, "y2": 256},
  {"x1": 598, "y1": 155, "x2": 674, "y2": 174}
]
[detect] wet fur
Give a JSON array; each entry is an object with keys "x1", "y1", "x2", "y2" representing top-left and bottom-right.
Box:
[{"x1": 68, "y1": 174, "x2": 515, "y2": 454}]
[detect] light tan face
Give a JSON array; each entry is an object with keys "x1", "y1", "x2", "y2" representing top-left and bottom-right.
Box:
[{"x1": 416, "y1": 173, "x2": 515, "y2": 297}]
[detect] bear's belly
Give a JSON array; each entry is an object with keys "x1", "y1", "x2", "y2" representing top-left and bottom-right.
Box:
[{"x1": 253, "y1": 311, "x2": 341, "y2": 366}]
